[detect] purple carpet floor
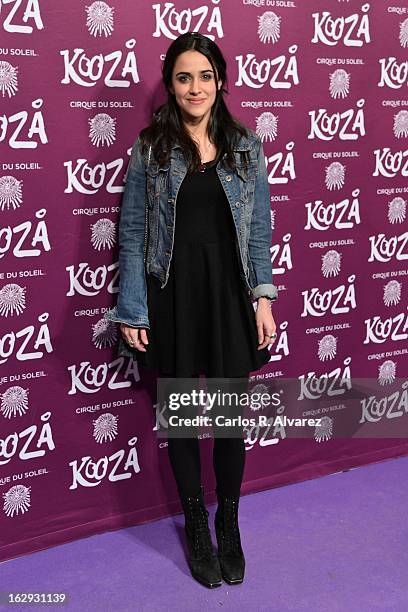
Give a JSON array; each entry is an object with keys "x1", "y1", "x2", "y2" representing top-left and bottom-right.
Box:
[{"x1": 2, "y1": 455, "x2": 407, "y2": 611}]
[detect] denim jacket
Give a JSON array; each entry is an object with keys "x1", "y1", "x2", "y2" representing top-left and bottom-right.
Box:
[{"x1": 104, "y1": 128, "x2": 278, "y2": 339}]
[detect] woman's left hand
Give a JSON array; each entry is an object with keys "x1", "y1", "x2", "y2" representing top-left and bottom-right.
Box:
[{"x1": 256, "y1": 298, "x2": 277, "y2": 349}]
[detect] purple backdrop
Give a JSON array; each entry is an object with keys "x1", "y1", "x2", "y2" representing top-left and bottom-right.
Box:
[{"x1": 1, "y1": 0, "x2": 407, "y2": 563}]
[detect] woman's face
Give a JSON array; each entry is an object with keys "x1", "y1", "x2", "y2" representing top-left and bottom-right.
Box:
[{"x1": 169, "y1": 50, "x2": 222, "y2": 123}]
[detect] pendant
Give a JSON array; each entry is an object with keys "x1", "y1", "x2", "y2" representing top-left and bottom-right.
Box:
[{"x1": 199, "y1": 163, "x2": 206, "y2": 172}]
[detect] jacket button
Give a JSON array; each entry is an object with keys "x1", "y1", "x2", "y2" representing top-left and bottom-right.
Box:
[
  {"x1": 168, "y1": 198, "x2": 174, "y2": 204},
  {"x1": 226, "y1": 175, "x2": 232, "y2": 181},
  {"x1": 235, "y1": 201, "x2": 240, "y2": 208}
]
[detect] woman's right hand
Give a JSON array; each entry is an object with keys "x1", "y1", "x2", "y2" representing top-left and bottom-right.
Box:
[{"x1": 120, "y1": 324, "x2": 149, "y2": 352}]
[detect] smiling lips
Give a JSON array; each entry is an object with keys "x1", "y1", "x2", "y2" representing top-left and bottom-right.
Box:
[{"x1": 187, "y1": 99, "x2": 206, "y2": 104}]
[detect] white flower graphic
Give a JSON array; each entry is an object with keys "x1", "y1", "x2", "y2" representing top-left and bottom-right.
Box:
[
  {"x1": 388, "y1": 197, "x2": 406, "y2": 224},
  {"x1": 314, "y1": 416, "x2": 333, "y2": 442},
  {"x1": 86, "y1": 1, "x2": 115, "y2": 37},
  {"x1": 0, "y1": 284, "x2": 26, "y2": 317},
  {"x1": 1, "y1": 386, "x2": 29, "y2": 419},
  {"x1": 378, "y1": 360, "x2": 396, "y2": 385},
  {"x1": 393, "y1": 110, "x2": 408, "y2": 138},
  {"x1": 325, "y1": 162, "x2": 346, "y2": 191},
  {"x1": 0, "y1": 175, "x2": 23, "y2": 211},
  {"x1": 91, "y1": 218, "x2": 116, "y2": 250},
  {"x1": 0, "y1": 61, "x2": 18, "y2": 98},
  {"x1": 383, "y1": 280, "x2": 401, "y2": 307},
  {"x1": 256, "y1": 112, "x2": 278, "y2": 143},
  {"x1": 92, "y1": 318, "x2": 117, "y2": 349},
  {"x1": 258, "y1": 11, "x2": 281, "y2": 44},
  {"x1": 318, "y1": 335, "x2": 337, "y2": 361},
  {"x1": 93, "y1": 413, "x2": 118, "y2": 443},
  {"x1": 3, "y1": 485, "x2": 31, "y2": 517},
  {"x1": 322, "y1": 250, "x2": 341, "y2": 278},
  {"x1": 329, "y1": 69, "x2": 350, "y2": 99},
  {"x1": 89, "y1": 113, "x2": 116, "y2": 147}
]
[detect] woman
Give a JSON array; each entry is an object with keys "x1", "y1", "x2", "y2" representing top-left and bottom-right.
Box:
[{"x1": 105, "y1": 32, "x2": 278, "y2": 588}]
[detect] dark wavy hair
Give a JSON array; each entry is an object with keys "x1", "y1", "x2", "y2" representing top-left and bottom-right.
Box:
[{"x1": 139, "y1": 32, "x2": 252, "y2": 173}]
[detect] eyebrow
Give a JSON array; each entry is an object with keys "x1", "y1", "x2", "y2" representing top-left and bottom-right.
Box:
[{"x1": 175, "y1": 70, "x2": 214, "y2": 76}]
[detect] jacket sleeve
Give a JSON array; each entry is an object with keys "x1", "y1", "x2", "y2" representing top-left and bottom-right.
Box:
[
  {"x1": 103, "y1": 136, "x2": 150, "y2": 329},
  {"x1": 248, "y1": 136, "x2": 278, "y2": 302}
]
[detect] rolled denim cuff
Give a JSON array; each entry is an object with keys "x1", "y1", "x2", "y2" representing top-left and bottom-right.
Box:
[
  {"x1": 103, "y1": 305, "x2": 150, "y2": 329},
  {"x1": 251, "y1": 284, "x2": 278, "y2": 301}
]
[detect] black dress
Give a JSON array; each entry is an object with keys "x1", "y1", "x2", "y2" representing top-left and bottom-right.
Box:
[{"x1": 136, "y1": 156, "x2": 271, "y2": 378}]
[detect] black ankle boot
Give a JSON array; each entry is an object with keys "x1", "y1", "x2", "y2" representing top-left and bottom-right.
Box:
[
  {"x1": 181, "y1": 485, "x2": 222, "y2": 588},
  {"x1": 214, "y1": 489, "x2": 245, "y2": 584}
]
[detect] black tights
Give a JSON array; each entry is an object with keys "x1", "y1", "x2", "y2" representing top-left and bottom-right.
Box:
[{"x1": 166, "y1": 374, "x2": 248, "y2": 499}]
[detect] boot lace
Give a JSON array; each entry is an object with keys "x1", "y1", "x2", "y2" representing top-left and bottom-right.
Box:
[
  {"x1": 186, "y1": 502, "x2": 214, "y2": 559},
  {"x1": 219, "y1": 500, "x2": 243, "y2": 556}
]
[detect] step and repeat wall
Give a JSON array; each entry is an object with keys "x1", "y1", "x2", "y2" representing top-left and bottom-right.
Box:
[{"x1": 1, "y1": 1, "x2": 407, "y2": 562}]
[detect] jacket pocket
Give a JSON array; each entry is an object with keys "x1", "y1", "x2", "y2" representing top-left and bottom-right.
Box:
[
  {"x1": 146, "y1": 164, "x2": 170, "y2": 210},
  {"x1": 235, "y1": 161, "x2": 258, "y2": 182}
]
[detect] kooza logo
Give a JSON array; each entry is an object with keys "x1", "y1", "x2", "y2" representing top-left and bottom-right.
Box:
[
  {"x1": 235, "y1": 45, "x2": 299, "y2": 89},
  {"x1": 265, "y1": 142, "x2": 296, "y2": 185},
  {"x1": 0, "y1": 0, "x2": 43, "y2": 34},
  {"x1": 64, "y1": 154, "x2": 128, "y2": 194},
  {"x1": 308, "y1": 99, "x2": 366, "y2": 142},
  {"x1": 0, "y1": 312, "x2": 53, "y2": 365},
  {"x1": 85, "y1": 1, "x2": 115, "y2": 37},
  {"x1": 378, "y1": 57, "x2": 408, "y2": 89},
  {"x1": 1, "y1": 98, "x2": 48, "y2": 148},
  {"x1": 69, "y1": 436, "x2": 141, "y2": 489},
  {"x1": 152, "y1": 2, "x2": 223, "y2": 40},
  {"x1": 368, "y1": 231, "x2": 408, "y2": 263},
  {"x1": 60, "y1": 39, "x2": 139, "y2": 87},
  {"x1": 373, "y1": 147, "x2": 408, "y2": 178},
  {"x1": 359, "y1": 381, "x2": 408, "y2": 424},
  {"x1": 67, "y1": 358, "x2": 139, "y2": 395},
  {"x1": 304, "y1": 189, "x2": 361, "y2": 231},
  {"x1": 0, "y1": 61, "x2": 18, "y2": 98},
  {"x1": 0, "y1": 411, "x2": 55, "y2": 466},
  {"x1": 299, "y1": 357, "x2": 352, "y2": 400},
  {"x1": 66, "y1": 261, "x2": 119, "y2": 297},
  {"x1": 311, "y1": 4, "x2": 371, "y2": 47},
  {"x1": 364, "y1": 311, "x2": 408, "y2": 345},
  {"x1": 301, "y1": 275, "x2": 357, "y2": 317},
  {"x1": 0, "y1": 208, "x2": 51, "y2": 258}
]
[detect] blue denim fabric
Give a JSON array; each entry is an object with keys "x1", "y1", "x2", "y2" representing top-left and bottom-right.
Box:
[{"x1": 104, "y1": 129, "x2": 278, "y2": 331}]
